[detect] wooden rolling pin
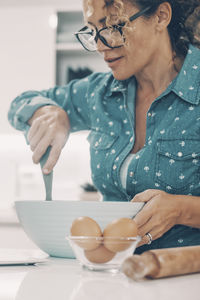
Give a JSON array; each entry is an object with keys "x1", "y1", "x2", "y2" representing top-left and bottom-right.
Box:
[{"x1": 121, "y1": 246, "x2": 200, "y2": 281}]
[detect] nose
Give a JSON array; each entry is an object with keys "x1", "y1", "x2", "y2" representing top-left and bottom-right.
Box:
[{"x1": 96, "y1": 38, "x2": 111, "y2": 53}]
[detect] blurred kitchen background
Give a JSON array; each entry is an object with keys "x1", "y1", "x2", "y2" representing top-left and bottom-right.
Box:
[{"x1": 0, "y1": 0, "x2": 108, "y2": 247}]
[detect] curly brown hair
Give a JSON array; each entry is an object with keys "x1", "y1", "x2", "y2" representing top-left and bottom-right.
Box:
[{"x1": 99, "y1": 0, "x2": 200, "y2": 57}]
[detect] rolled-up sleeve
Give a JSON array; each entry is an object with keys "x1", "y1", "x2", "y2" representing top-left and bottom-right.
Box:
[{"x1": 7, "y1": 73, "x2": 103, "y2": 135}]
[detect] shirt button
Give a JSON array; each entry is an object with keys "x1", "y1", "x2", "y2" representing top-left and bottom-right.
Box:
[
  {"x1": 148, "y1": 112, "x2": 151, "y2": 117},
  {"x1": 130, "y1": 137, "x2": 134, "y2": 143},
  {"x1": 177, "y1": 152, "x2": 183, "y2": 157},
  {"x1": 129, "y1": 172, "x2": 134, "y2": 177},
  {"x1": 178, "y1": 238, "x2": 184, "y2": 244}
]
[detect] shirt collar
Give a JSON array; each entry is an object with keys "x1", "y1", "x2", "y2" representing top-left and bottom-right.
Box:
[
  {"x1": 105, "y1": 44, "x2": 200, "y2": 104},
  {"x1": 171, "y1": 44, "x2": 200, "y2": 105},
  {"x1": 104, "y1": 74, "x2": 128, "y2": 97}
]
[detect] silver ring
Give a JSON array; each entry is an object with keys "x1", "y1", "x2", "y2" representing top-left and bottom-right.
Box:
[{"x1": 146, "y1": 232, "x2": 153, "y2": 245}]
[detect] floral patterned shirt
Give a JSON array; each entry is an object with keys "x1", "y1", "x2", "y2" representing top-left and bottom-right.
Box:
[{"x1": 8, "y1": 44, "x2": 200, "y2": 251}]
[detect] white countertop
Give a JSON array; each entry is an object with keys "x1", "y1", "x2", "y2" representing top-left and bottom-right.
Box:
[{"x1": 1, "y1": 254, "x2": 200, "y2": 300}]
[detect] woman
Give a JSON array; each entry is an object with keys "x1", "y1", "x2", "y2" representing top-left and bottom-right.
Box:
[{"x1": 8, "y1": 0, "x2": 200, "y2": 253}]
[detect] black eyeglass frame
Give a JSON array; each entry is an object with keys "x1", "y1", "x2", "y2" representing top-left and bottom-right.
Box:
[{"x1": 74, "y1": 6, "x2": 152, "y2": 51}]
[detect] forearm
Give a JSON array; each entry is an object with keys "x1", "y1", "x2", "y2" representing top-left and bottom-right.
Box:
[
  {"x1": 8, "y1": 80, "x2": 91, "y2": 133},
  {"x1": 177, "y1": 194, "x2": 200, "y2": 228}
]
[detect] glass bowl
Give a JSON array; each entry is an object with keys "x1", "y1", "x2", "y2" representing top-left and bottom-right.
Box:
[{"x1": 66, "y1": 236, "x2": 141, "y2": 272}]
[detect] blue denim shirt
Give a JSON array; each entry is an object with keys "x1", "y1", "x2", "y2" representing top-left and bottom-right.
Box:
[{"x1": 8, "y1": 44, "x2": 200, "y2": 252}]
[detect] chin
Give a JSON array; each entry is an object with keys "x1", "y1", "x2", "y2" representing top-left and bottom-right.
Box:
[{"x1": 112, "y1": 71, "x2": 133, "y2": 81}]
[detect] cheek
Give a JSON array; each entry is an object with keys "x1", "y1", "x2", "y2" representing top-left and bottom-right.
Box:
[
  {"x1": 125, "y1": 29, "x2": 155, "y2": 63},
  {"x1": 125, "y1": 19, "x2": 156, "y2": 49},
  {"x1": 128, "y1": 29, "x2": 150, "y2": 48}
]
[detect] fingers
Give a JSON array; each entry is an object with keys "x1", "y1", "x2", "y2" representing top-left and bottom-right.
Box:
[
  {"x1": 136, "y1": 213, "x2": 158, "y2": 238},
  {"x1": 137, "y1": 230, "x2": 154, "y2": 247},
  {"x1": 31, "y1": 132, "x2": 64, "y2": 174},
  {"x1": 132, "y1": 190, "x2": 176, "y2": 248},
  {"x1": 28, "y1": 115, "x2": 53, "y2": 149},
  {"x1": 26, "y1": 107, "x2": 70, "y2": 173},
  {"x1": 137, "y1": 233, "x2": 152, "y2": 247},
  {"x1": 32, "y1": 136, "x2": 52, "y2": 164},
  {"x1": 27, "y1": 118, "x2": 40, "y2": 144},
  {"x1": 29, "y1": 125, "x2": 47, "y2": 151},
  {"x1": 133, "y1": 207, "x2": 151, "y2": 228},
  {"x1": 28, "y1": 115, "x2": 48, "y2": 143},
  {"x1": 132, "y1": 192, "x2": 160, "y2": 247},
  {"x1": 133, "y1": 197, "x2": 162, "y2": 234},
  {"x1": 133, "y1": 197, "x2": 157, "y2": 227},
  {"x1": 42, "y1": 143, "x2": 62, "y2": 174},
  {"x1": 131, "y1": 189, "x2": 162, "y2": 203},
  {"x1": 136, "y1": 225, "x2": 164, "y2": 247}
]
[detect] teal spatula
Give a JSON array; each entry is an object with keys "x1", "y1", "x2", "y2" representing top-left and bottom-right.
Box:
[{"x1": 40, "y1": 147, "x2": 53, "y2": 201}]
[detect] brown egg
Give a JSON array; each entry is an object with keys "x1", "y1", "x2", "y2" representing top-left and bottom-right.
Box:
[
  {"x1": 70, "y1": 216, "x2": 102, "y2": 250},
  {"x1": 84, "y1": 244, "x2": 115, "y2": 263},
  {"x1": 103, "y1": 218, "x2": 138, "y2": 252}
]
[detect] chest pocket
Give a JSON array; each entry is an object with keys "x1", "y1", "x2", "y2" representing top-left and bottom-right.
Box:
[{"x1": 155, "y1": 139, "x2": 200, "y2": 191}]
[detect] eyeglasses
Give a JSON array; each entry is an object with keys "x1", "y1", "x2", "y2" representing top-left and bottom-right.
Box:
[{"x1": 74, "y1": 6, "x2": 151, "y2": 52}]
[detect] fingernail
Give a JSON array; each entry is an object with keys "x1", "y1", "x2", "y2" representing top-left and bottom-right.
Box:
[{"x1": 43, "y1": 168, "x2": 49, "y2": 174}]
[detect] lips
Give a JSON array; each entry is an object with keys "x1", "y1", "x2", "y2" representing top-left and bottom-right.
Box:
[{"x1": 104, "y1": 56, "x2": 123, "y2": 63}]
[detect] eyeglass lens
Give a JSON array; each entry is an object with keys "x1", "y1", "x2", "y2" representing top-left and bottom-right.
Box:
[
  {"x1": 100, "y1": 27, "x2": 124, "y2": 48},
  {"x1": 77, "y1": 26, "x2": 124, "y2": 51},
  {"x1": 78, "y1": 31, "x2": 97, "y2": 51}
]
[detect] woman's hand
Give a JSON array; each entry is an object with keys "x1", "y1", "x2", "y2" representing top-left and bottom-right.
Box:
[
  {"x1": 27, "y1": 105, "x2": 70, "y2": 174},
  {"x1": 131, "y1": 189, "x2": 182, "y2": 247}
]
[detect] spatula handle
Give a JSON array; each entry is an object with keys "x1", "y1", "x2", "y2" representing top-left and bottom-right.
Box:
[{"x1": 40, "y1": 146, "x2": 53, "y2": 201}]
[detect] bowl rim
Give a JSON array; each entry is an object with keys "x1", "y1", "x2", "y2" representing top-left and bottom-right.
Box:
[
  {"x1": 15, "y1": 200, "x2": 144, "y2": 206},
  {"x1": 66, "y1": 235, "x2": 141, "y2": 242}
]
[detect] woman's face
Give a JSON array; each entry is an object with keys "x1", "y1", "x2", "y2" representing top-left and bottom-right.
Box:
[{"x1": 83, "y1": 0, "x2": 162, "y2": 80}]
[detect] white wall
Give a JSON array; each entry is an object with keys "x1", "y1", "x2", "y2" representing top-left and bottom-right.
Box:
[
  {"x1": 0, "y1": 0, "x2": 82, "y2": 7},
  {"x1": 0, "y1": 5, "x2": 56, "y2": 134},
  {"x1": 0, "y1": 1, "x2": 93, "y2": 222}
]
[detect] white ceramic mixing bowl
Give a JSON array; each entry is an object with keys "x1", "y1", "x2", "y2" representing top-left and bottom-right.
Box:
[{"x1": 15, "y1": 200, "x2": 144, "y2": 258}]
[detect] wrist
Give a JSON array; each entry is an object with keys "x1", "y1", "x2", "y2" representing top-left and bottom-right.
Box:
[
  {"x1": 175, "y1": 195, "x2": 186, "y2": 225},
  {"x1": 28, "y1": 105, "x2": 57, "y2": 125},
  {"x1": 175, "y1": 194, "x2": 200, "y2": 227}
]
